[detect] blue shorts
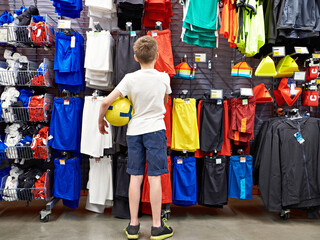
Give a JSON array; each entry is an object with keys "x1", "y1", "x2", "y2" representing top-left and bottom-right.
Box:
[
  {"x1": 126, "y1": 130, "x2": 168, "y2": 176},
  {"x1": 228, "y1": 155, "x2": 253, "y2": 200},
  {"x1": 172, "y1": 156, "x2": 198, "y2": 206},
  {"x1": 49, "y1": 97, "x2": 83, "y2": 151},
  {"x1": 53, "y1": 157, "x2": 81, "y2": 201}
]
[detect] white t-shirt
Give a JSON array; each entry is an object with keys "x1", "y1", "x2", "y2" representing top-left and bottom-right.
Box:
[{"x1": 115, "y1": 69, "x2": 172, "y2": 136}]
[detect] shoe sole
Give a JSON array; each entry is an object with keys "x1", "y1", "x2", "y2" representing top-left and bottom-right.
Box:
[
  {"x1": 125, "y1": 230, "x2": 139, "y2": 239},
  {"x1": 150, "y1": 231, "x2": 174, "y2": 240}
]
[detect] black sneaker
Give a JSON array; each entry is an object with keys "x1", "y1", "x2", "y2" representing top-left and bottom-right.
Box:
[
  {"x1": 124, "y1": 223, "x2": 140, "y2": 239},
  {"x1": 150, "y1": 218, "x2": 174, "y2": 240}
]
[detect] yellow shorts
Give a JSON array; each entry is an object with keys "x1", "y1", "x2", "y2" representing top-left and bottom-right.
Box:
[{"x1": 171, "y1": 98, "x2": 199, "y2": 152}]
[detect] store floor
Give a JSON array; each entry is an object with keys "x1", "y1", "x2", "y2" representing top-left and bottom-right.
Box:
[{"x1": 0, "y1": 196, "x2": 320, "y2": 240}]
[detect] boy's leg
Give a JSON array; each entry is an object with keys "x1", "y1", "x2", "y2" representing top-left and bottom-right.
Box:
[
  {"x1": 129, "y1": 174, "x2": 144, "y2": 226},
  {"x1": 148, "y1": 175, "x2": 162, "y2": 227}
]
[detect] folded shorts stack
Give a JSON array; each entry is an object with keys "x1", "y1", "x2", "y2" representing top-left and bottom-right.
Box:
[
  {"x1": 51, "y1": 0, "x2": 83, "y2": 19},
  {"x1": 84, "y1": 30, "x2": 114, "y2": 90}
]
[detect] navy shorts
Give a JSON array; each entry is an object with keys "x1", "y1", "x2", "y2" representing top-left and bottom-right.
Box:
[{"x1": 126, "y1": 130, "x2": 168, "y2": 176}]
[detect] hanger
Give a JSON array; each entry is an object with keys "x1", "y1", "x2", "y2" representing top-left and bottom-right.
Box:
[
  {"x1": 155, "y1": 21, "x2": 162, "y2": 31},
  {"x1": 94, "y1": 22, "x2": 103, "y2": 32},
  {"x1": 62, "y1": 89, "x2": 70, "y2": 100},
  {"x1": 179, "y1": 149, "x2": 188, "y2": 158},
  {"x1": 179, "y1": 89, "x2": 189, "y2": 99},
  {"x1": 126, "y1": 22, "x2": 133, "y2": 31}
]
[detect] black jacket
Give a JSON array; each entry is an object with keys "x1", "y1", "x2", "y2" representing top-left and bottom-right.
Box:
[{"x1": 255, "y1": 117, "x2": 320, "y2": 212}]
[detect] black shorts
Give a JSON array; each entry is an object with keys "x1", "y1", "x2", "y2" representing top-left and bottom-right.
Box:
[
  {"x1": 113, "y1": 31, "x2": 141, "y2": 86},
  {"x1": 114, "y1": 153, "x2": 130, "y2": 199},
  {"x1": 199, "y1": 156, "x2": 228, "y2": 206},
  {"x1": 200, "y1": 99, "x2": 224, "y2": 152}
]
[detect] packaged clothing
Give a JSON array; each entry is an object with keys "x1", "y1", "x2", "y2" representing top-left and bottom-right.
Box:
[
  {"x1": 228, "y1": 155, "x2": 253, "y2": 200},
  {"x1": 113, "y1": 30, "x2": 141, "y2": 86},
  {"x1": 84, "y1": 31, "x2": 114, "y2": 90},
  {"x1": 143, "y1": 0, "x2": 173, "y2": 30},
  {"x1": 172, "y1": 156, "x2": 198, "y2": 206},
  {"x1": 49, "y1": 97, "x2": 84, "y2": 152},
  {"x1": 53, "y1": 157, "x2": 81, "y2": 201},
  {"x1": 2, "y1": 166, "x2": 24, "y2": 201},
  {"x1": 17, "y1": 5, "x2": 39, "y2": 26},
  {"x1": 86, "y1": 157, "x2": 113, "y2": 206},
  {"x1": 54, "y1": 32, "x2": 85, "y2": 93},
  {"x1": 52, "y1": 0, "x2": 83, "y2": 19},
  {"x1": 171, "y1": 98, "x2": 199, "y2": 152},
  {"x1": 147, "y1": 30, "x2": 175, "y2": 77},
  {"x1": 199, "y1": 156, "x2": 228, "y2": 206},
  {"x1": 115, "y1": 69, "x2": 171, "y2": 136},
  {"x1": 31, "y1": 126, "x2": 50, "y2": 159},
  {"x1": 200, "y1": 99, "x2": 224, "y2": 153},
  {"x1": 254, "y1": 117, "x2": 320, "y2": 212},
  {"x1": 81, "y1": 97, "x2": 113, "y2": 157},
  {"x1": 0, "y1": 167, "x2": 11, "y2": 200},
  {"x1": 28, "y1": 95, "x2": 45, "y2": 122}
]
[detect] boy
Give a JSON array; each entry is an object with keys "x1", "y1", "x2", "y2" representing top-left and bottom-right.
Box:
[{"x1": 98, "y1": 35, "x2": 174, "y2": 240}]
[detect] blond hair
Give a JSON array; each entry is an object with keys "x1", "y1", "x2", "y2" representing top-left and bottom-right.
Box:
[{"x1": 133, "y1": 35, "x2": 158, "y2": 64}]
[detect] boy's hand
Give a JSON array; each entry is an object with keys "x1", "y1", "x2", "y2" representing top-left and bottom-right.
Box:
[{"x1": 99, "y1": 119, "x2": 109, "y2": 134}]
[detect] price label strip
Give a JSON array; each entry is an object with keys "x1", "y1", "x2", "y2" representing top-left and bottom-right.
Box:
[
  {"x1": 0, "y1": 28, "x2": 8, "y2": 43},
  {"x1": 272, "y1": 46, "x2": 285, "y2": 57}
]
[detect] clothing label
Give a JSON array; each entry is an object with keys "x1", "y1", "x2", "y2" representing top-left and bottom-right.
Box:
[
  {"x1": 130, "y1": 31, "x2": 136, "y2": 37},
  {"x1": 216, "y1": 158, "x2": 221, "y2": 164},
  {"x1": 217, "y1": 99, "x2": 222, "y2": 105},
  {"x1": 70, "y1": 36, "x2": 75, "y2": 48},
  {"x1": 177, "y1": 158, "x2": 183, "y2": 164},
  {"x1": 36, "y1": 29, "x2": 41, "y2": 38},
  {"x1": 294, "y1": 132, "x2": 305, "y2": 144},
  {"x1": 152, "y1": 31, "x2": 157, "y2": 37},
  {"x1": 48, "y1": 135, "x2": 53, "y2": 140},
  {"x1": 58, "y1": 19, "x2": 71, "y2": 29},
  {"x1": 242, "y1": 99, "x2": 248, "y2": 105},
  {"x1": 59, "y1": 159, "x2": 65, "y2": 165},
  {"x1": 0, "y1": 28, "x2": 8, "y2": 43},
  {"x1": 240, "y1": 157, "x2": 246, "y2": 163},
  {"x1": 184, "y1": 99, "x2": 190, "y2": 104},
  {"x1": 64, "y1": 100, "x2": 70, "y2": 105}
]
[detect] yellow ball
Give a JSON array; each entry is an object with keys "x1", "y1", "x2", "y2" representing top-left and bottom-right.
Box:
[{"x1": 105, "y1": 97, "x2": 134, "y2": 127}]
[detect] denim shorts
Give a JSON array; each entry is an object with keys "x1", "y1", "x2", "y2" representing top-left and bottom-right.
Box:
[{"x1": 126, "y1": 130, "x2": 168, "y2": 176}]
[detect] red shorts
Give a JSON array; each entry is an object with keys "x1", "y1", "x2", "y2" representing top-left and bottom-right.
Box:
[
  {"x1": 141, "y1": 156, "x2": 172, "y2": 204},
  {"x1": 164, "y1": 96, "x2": 172, "y2": 148},
  {"x1": 147, "y1": 30, "x2": 175, "y2": 77}
]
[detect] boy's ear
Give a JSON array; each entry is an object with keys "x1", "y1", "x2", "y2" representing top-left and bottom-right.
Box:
[
  {"x1": 155, "y1": 52, "x2": 159, "y2": 61},
  {"x1": 134, "y1": 54, "x2": 139, "y2": 63}
]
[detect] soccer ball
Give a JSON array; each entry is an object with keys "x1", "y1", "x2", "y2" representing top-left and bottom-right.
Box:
[{"x1": 105, "y1": 97, "x2": 134, "y2": 126}]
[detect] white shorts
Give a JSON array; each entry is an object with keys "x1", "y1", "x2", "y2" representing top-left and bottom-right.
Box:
[
  {"x1": 80, "y1": 96, "x2": 113, "y2": 157},
  {"x1": 87, "y1": 156, "x2": 113, "y2": 205},
  {"x1": 84, "y1": 31, "x2": 114, "y2": 72}
]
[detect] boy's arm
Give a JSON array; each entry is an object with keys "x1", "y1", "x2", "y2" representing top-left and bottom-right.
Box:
[
  {"x1": 164, "y1": 94, "x2": 169, "y2": 105},
  {"x1": 98, "y1": 89, "x2": 122, "y2": 134}
]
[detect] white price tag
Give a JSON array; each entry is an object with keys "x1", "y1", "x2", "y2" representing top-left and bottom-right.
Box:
[
  {"x1": 240, "y1": 88, "x2": 253, "y2": 97},
  {"x1": 216, "y1": 158, "x2": 221, "y2": 164},
  {"x1": 152, "y1": 31, "x2": 157, "y2": 37},
  {"x1": 184, "y1": 99, "x2": 190, "y2": 104},
  {"x1": 60, "y1": 159, "x2": 65, "y2": 165},
  {"x1": 0, "y1": 28, "x2": 8, "y2": 43},
  {"x1": 294, "y1": 47, "x2": 309, "y2": 54},
  {"x1": 58, "y1": 19, "x2": 72, "y2": 29},
  {"x1": 64, "y1": 99, "x2": 70, "y2": 105},
  {"x1": 217, "y1": 99, "x2": 222, "y2": 105},
  {"x1": 70, "y1": 36, "x2": 75, "y2": 48},
  {"x1": 210, "y1": 89, "x2": 223, "y2": 99},
  {"x1": 177, "y1": 158, "x2": 183, "y2": 164},
  {"x1": 48, "y1": 135, "x2": 53, "y2": 140},
  {"x1": 293, "y1": 71, "x2": 306, "y2": 81},
  {"x1": 240, "y1": 157, "x2": 246, "y2": 163},
  {"x1": 194, "y1": 53, "x2": 206, "y2": 62},
  {"x1": 272, "y1": 46, "x2": 286, "y2": 57}
]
